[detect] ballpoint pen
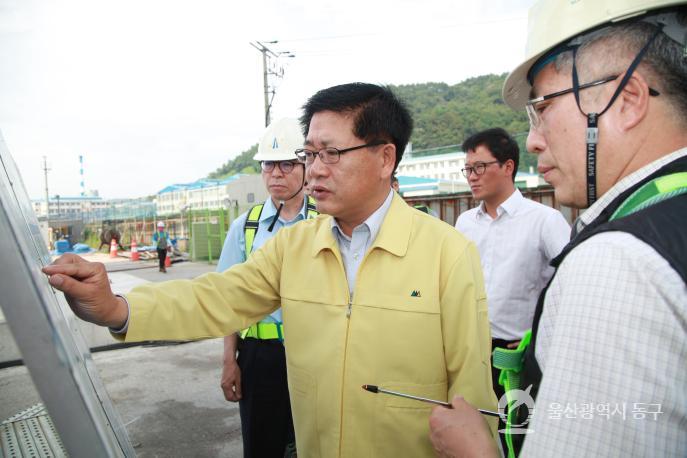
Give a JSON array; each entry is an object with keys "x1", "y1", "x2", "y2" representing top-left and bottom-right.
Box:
[{"x1": 362, "y1": 384, "x2": 501, "y2": 418}]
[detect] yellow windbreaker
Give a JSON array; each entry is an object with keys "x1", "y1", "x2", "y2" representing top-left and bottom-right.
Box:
[{"x1": 124, "y1": 194, "x2": 497, "y2": 457}]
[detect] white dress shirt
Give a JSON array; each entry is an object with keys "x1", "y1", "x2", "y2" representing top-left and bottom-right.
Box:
[{"x1": 456, "y1": 189, "x2": 570, "y2": 340}]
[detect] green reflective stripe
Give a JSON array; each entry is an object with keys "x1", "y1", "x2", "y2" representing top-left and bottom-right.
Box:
[
  {"x1": 493, "y1": 330, "x2": 532, "y2": 458},
  {"x1": 244, "y1": 204, "x2": 264, "y2": 256},
  {"x1": 611, "y1": 172, "x2": 687, "y2": 220},
  {"x1": 240, "y1": 322, "x2": 283, "y2": 340}
]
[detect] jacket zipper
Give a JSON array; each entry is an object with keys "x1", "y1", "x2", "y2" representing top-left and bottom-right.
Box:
[{"x1": 339, "y1": 276, "x2": 353, "y2": 457}]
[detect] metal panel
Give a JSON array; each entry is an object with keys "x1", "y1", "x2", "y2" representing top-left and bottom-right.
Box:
[{"x1": 0, "y1": 132, "x2": 134, "y2": 457}]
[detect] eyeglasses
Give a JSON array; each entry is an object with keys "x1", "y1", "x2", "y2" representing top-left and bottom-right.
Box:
[
  {"x1": 526, "y1": 75, "x2": 660, "y2": 129},
  {"x1": 461, "y1": 161, "x2": 501, "y2": 178},
  {"x1": 295, "y1": 141, "x2": 385, "y2": 165},
  {"x1": 261, "y1": 161, "x2": 300, "y2": 174},
  {"x1": 526, "y1": 75, "x2": 619, "y2": 128}
]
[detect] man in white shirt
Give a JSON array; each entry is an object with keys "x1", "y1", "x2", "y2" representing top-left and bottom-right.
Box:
[{"x1": 455, "y1": 128, "x2": 569, "y2": 447}]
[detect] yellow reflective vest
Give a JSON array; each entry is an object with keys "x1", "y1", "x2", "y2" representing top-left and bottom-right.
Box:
[{"x1": 123, "y1": 194, "x2": 497, "y2": 457}]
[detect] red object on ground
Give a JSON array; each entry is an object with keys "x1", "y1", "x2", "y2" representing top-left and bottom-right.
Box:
[{"x1": 131, "y1": 239, "x2": 140, "y2": 261}]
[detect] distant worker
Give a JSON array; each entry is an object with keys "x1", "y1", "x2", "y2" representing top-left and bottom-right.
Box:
[
  {"x1": 455, "y1": 127, "x2": 569, "y2": 450},
  {"x1": 152, "y1": 221, "x2": 171, "y2": 273},
  {"x1": 431, "y1": 1, "x2": 687, "y2": 457},
  {"x1": 219, "y1": 118, "x2": 318, "y2": 458},
  {"x1": 43, "y1": 82, "x2": 497, "y2": 456}
]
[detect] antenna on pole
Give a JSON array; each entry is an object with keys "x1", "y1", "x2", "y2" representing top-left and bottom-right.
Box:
[{"x1": 250, "y1": 40, "x2": 295, "y2": 127}]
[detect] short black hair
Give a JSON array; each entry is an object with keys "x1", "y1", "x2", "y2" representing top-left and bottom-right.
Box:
[
  {"x1": 300, "y1": 83, "x2": 414, "y2": 171},
  {"x1": 462, "y1": 128, "x2": 519, "y2": 182}
]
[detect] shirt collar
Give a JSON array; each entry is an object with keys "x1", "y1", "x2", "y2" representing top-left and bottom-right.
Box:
[
  {"x1": 575, "y1": 147, "x2": 687, "y2": 233},
  {"x1": 475, "y1": 189, "x2": 522, "y2": 219},
  {"x1": 330, "y1": 189, "x2": 394, "y2": 241},
  {"x1": 314, "y1": 190, "x2": 410, "y2": 258}
]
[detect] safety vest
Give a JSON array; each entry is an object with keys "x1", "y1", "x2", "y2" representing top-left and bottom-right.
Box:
[
  {"x1": 495, "y1": 159, "x2": 687, "y2": 458},
  {"x1": 243, "y1": 195, "x2": 318, "y2": 256},
  {"x1": 412, "y1": 204, "x2": 430, "y2": 214},
  {"x1": 240, "y1": 196, "x2": 318, "y2": 340}
]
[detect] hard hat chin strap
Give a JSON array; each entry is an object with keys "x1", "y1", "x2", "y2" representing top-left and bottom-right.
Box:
[
  {"x1": 268, "y1": 163, "x2": 307, "y2": 232},
  {"x1": 570, "y1": 25, "x2": 663, "y2": 207}
]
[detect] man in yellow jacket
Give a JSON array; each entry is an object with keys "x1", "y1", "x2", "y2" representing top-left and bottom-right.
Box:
[{"x1": 44, "y1": 82, "x2": 497, "y2": 457}]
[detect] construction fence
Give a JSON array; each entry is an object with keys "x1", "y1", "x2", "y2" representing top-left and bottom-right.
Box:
[
  {"x1": 404, "y1": 185, "x2": 579, "y2": 226},
  {"x1": 77, "y1": 186, "x2": 575, "y2": 263}
]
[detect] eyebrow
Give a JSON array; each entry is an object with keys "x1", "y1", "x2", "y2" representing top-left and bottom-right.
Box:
[{"x1": 303, "y1": 139, "x2": 334, "y2": 148}]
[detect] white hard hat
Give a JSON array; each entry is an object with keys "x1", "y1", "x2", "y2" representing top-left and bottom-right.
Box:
[
  {"x1": 503, "y1": 0, "x2": 686, "y2": 109},
  {"x1": 253, "y1": 118, "x2": 304, "y2": 161},
  {"x1": 157, "y1": 221, "x2": 165, "y2": 228}
]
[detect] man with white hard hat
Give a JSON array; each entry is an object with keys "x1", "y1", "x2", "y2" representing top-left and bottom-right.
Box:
[
  {"x1": 218, "y1": 118, "x2": 317, "y2": 457},
  {"x1": 429, "y1": 1, "x2": 687, "y2": 456}
]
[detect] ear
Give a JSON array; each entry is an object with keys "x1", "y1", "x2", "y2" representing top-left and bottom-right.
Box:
[
  {"x1": 380, "y1": 143, "x2": 396, "y2": 180},
  {"x1": 503, "y1": 159, "x2": 515, "y2": 178},
  {"x1": 615, "y1": 71, "x2": 651, "y2": 131}
]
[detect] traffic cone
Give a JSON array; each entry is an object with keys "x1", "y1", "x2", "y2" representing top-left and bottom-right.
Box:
[
  {"x1": 109, "y1": 238, "x2": 118, "y2": 258},
  {"x1": 164, "y1": 249, "x2": 172, "y2": 268},
  {"x1": 131, "y1": 239, "x2": 140, "y2": 261}
]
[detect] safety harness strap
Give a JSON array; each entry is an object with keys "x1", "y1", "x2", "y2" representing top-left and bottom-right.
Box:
[{"x1": 492, "y1": 331, "x2": 532, "y2": 458}]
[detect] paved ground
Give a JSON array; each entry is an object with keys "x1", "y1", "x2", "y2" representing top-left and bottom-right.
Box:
[{"x1": 0, "y1": 259, "x2": 244, "y2": 457}]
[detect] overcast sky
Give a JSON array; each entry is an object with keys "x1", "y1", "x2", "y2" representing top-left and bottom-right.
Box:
[{"x1": 0, "y1": 0, "x2": 535, "y2": 200}]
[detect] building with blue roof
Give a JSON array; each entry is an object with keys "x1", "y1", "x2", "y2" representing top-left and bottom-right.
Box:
[{"x1": 156, "y1": 173, "x2": 268, "y2": 216}]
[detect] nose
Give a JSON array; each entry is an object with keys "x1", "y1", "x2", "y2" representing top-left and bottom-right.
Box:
[
  {"x1": 526, "y1": 127, "x2": 545, "y2": 156},
  {"x1": 467, "y1": 170, "x2": 480, "y2": 182},
  {"x1": 306, "y1": 154, "x2": 328, "y2": 181}
]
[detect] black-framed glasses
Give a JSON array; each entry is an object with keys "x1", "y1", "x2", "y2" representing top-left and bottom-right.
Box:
[
  {"x1": 461, "y1": 160, "x2": 501, "y2": 178},
  {"x1": 526, "y1": 75, "x2": 660, "y2": 128},
  {"x1": 295, "y1": 141, "x2": 386, "y2": 165},
  {"x1": 261, "y1": 161, "x2": 300, "y2": 174}
]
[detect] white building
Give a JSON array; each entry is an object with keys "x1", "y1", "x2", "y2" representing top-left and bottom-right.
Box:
[
  {"x1": 397, "y1": 146, "x2": 468, "y2": 183},
  {"x1": 32, "y1": 196, "x2": 110, "y2": 219},
  {"x1": 156, "y1": 174, "x2": 268, "y2": 216},
  {"x1": 397, "y1": 145, "x2": 545, "y2": 194}
]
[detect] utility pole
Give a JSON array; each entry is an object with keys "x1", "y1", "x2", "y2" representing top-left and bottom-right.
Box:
[
  {"x1": 250, "y1": 41, "x2": 295, "y2": 127},
  {"x1": 43, "y1": 156, "x2": 50, "y2": 224}
]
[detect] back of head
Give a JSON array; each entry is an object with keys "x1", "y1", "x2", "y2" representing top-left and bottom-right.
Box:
[
  {"x1": 300, "y1": 82, "x2": 414, "y2": 171},
  {"x1": 462, "y1": 128, "x2": 520, "y2": 182},
  {"x1": 254, "y1": 118, "x2": 305, "y2": 161}
]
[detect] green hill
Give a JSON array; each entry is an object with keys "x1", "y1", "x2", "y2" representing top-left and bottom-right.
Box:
[{"x1": 208, "y1": 74, "x2": 536, "y2": 178}]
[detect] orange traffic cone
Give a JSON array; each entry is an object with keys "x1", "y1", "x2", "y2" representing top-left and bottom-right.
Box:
[
  {"x1": 109, "y1": 238, "x2": 118, "y2": 258},
  {"x1": 131, "y1": 239, "x2": 140, "y2": 261},
  {"x1": 164, "y1": 249, "x2": 172, "y2": 268}
]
